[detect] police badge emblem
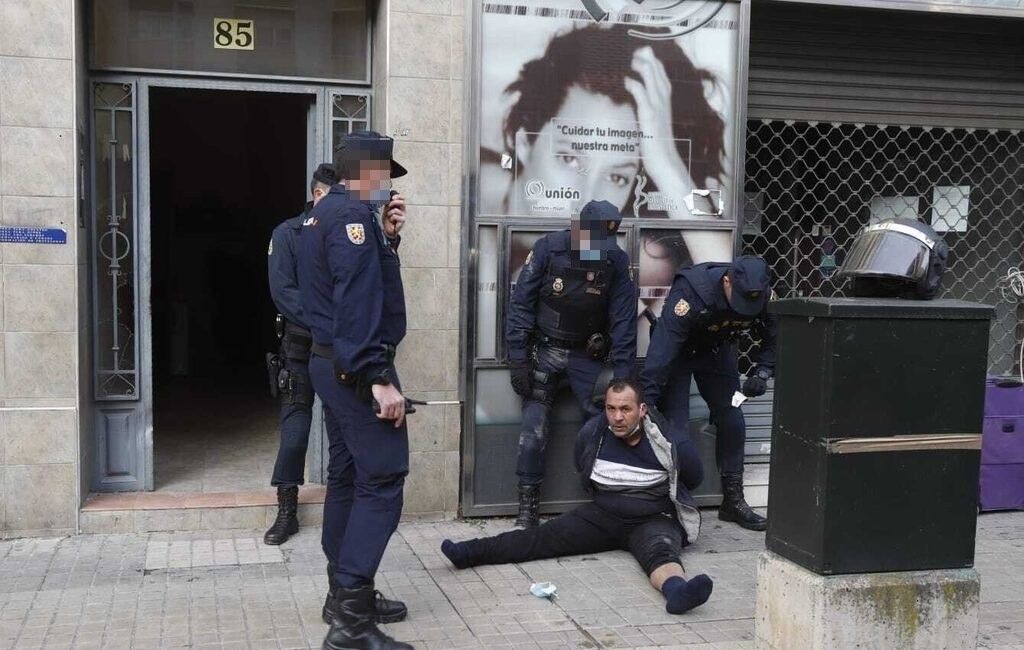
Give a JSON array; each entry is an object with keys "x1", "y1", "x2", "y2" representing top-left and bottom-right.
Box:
[
  {"x1": 673, "y1": 299, "x2": 690, "y2": 317},
  {"x1": 553, "y1": 278, "x2": 564, "y2": 293},
  {"x1": 346, "y1": 223, "x2": 366, "y2": 245}
]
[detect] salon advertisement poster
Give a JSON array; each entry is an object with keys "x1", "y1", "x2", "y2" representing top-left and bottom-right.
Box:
[{"x1": 477, "y1": 0, "x2": 740, "y2": 224}]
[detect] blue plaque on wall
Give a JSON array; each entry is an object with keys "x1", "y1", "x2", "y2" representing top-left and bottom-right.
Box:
[{"x1": 0, "y1": 227, "x2": 68, "y2": 245}]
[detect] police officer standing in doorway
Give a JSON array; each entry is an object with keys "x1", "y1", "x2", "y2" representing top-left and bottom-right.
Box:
[
  {"x1": 264, "y1": 163, "x2": 337, "y2": 546},
  {"x1": 639, "y1": 256, "x2": 777, "y2": 531},
  {"x1": 299, "y1": 131, "x2": 412, "y2": 650},
  {"x1": 507, "y1": 200, "x2": 637, "y2": 529}
]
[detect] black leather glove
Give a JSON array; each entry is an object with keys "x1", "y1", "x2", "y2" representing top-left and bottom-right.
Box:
[
  {"x1": 742, "y1": 366, "x2": 772, "y2": 398},
  {"x1": 510, "y1": 360, "x2": 533, "y2": 398}
]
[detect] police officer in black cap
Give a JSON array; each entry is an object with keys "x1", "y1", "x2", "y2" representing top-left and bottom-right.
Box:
[
  {"x1": 298, "y1": 131, "x2": 412, "y2": 650},
  {"x1": 506, "y1": 199, "x2": 638, "y2": 529},
  {"x1": 639, "y1": 255, "x2": 777, "y2": 531},
  {"x1": 264, "y1": 163, "x2": 337, "y2": 546}
]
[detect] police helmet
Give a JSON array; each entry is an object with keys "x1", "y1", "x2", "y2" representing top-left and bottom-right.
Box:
[{"x1": 838, "y1": 218, "x2": 949, "y2": 300}]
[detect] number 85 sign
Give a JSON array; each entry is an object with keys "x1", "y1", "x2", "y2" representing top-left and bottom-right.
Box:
[{"x1": 213, "y1": 18, "x2": 255, "y2": 51}]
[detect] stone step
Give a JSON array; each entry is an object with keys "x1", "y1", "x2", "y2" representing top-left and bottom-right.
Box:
[{"x1": 80, "y1": 486, "x2": 326, "y2": 534}]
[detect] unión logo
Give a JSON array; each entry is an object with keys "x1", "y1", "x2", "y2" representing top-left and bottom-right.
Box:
[{"x1": 524, "y1": 180, "x2": 581, "y2": 202}]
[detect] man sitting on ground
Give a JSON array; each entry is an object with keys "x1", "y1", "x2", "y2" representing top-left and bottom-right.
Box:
[{"x1": 440, "y1": 379, "x2": 713, "y2": 614}]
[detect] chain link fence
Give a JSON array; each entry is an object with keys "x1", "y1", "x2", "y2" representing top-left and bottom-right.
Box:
[{"x1": 738, "y1": 119, "x2": 1024, "y2": 376}]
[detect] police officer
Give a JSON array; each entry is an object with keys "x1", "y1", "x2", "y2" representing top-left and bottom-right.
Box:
[
  {"x1": 507, "y1": 199, "x2": 638, "y2": 529},
  {"x1": 264, "y1": 163, "x2": 336, "y2": 546},
  {"x1": 298, "y1": 131, "x2": 412, "y2": 650},
  {"x1": 639, "y1": 256, "x2": 777, "y2": 532}
]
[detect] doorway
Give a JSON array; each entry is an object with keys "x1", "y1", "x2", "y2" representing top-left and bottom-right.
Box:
[{"x1": 148, "y1": 87, "x2": 308, "y2": 492}]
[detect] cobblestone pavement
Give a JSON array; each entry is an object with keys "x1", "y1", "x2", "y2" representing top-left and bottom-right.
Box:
[{"x1": 1, "y1": 510, "x2": 1022, "y2": 649}]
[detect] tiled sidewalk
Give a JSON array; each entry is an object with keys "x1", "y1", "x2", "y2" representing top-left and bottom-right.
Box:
[{"x1": 1, "y1": 511, "x2": 1023, "y2": 649}]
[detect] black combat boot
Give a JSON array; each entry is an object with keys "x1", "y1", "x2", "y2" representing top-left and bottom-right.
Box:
[
  {"x1": 514, "y1": 485, "x2": 541, "y2": 529},
  {"x1": 263, "y1": 486, "x2": 299, "y2": 545},
  {"x1": 322, "y1": 585, "x2": 413, "y2": 650},
  {"x1": 718, "y1": 473, "x2": 767, "y2": 531},
  {"x1": 323, "y1": 563, "x2": 408, "y2": 625}
]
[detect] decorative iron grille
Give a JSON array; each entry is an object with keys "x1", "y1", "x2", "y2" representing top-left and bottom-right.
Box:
[
  {"x1": 92, "y1": 82, "x2": 138, "y2": 400},
  {"x1": 330, "y1": 92, "x2": 370, "y2": 155},
  {"x1": 740, "y1": 119, "x2": 1024, "y2": 376}
]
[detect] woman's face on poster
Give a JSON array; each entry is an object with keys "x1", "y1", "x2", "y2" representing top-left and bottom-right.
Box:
[{"x1": 514, "y1": 86, "x2": 640, "y2": 214}]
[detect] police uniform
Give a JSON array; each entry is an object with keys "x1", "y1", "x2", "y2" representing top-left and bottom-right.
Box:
[
  {"x1": 506, "y1": 200, "x2": 638, "y2": 528},
  {"x1": 263, "y1": 163, "x2": 338, "y2": 548},
  {"x1": 298, "y1": 132, "x2": 411, "y2": 650},
  {"x1": 264, "y1": 203, "x2": 317, "y2": 545},
  {"x1": 639, "y1": 256, "x2": 777, "y2": 531}
]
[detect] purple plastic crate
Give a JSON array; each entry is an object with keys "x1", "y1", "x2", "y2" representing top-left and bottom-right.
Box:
[
  {"x1": 980, "y1": 465, "x2": 1024, "y2": 511},
  {"x1": 981, "y1": 379, "x2": 1024, "y2": 511},
  {"x1": 982, "y1": 417, "x2": 1024, "y2": 464},
  {"x1": 984, "y1": 377, "x2": 1024, "y2": 417}
]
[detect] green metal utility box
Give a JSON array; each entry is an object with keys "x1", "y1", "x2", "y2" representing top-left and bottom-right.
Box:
[{"x1": 766, "y1": 297, "x2": 994, "y2": 575}]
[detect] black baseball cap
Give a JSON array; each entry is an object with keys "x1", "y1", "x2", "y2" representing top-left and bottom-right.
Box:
[{"x1": 727, "y1": 256, "x2": 771, "y2": 316}]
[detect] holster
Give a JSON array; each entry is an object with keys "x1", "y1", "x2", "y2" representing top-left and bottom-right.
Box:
[
  {"x1": 265, "y1": 352, "x2": 282, "y2": 399},
  {"x1": 529, "y1": 368, "x2": 554, "y2": 404},
  {"x1": 279, "y1": 365, "x2": 315, "y2": 407},
  {"x1": 585, "y1": 332, "x2": 609, "y2": 360}
]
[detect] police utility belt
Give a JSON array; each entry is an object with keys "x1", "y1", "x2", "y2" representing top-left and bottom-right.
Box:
[
  {"x1": 536, "y1": 332, "x2": 609, "y2": 359},
  {"x1": 266, "y1": 316, "x2": 314, "y2": 405}
]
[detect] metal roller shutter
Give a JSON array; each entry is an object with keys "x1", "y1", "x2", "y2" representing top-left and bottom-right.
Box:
[{"x1": 748, "y1": 2, "x2": 1024, "y2": 128}]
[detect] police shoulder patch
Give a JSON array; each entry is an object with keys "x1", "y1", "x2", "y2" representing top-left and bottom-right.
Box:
[
  {"x1": 673, "y1": 299, "x2": 691, "y2": 317},
  {"x1": 346, "y1": 223, "x2": 366, "y2": 245}
]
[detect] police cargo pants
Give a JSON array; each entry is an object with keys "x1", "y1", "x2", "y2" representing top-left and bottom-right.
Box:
[
  {"x1": 271, "y1": 357, "x2": 314, "y2": 488},
  {"x1": 658, "y1": 345, "x2": 745, "y2": 476},
  {"x1": 517, "y1": 343, "x2": 604, "y2": 487},
  {"x1": 309, "y1": 355, "x2": 409, "y2": 589}
]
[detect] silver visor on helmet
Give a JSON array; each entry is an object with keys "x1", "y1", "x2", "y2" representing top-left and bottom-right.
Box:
[{"x1": 839, "y1": 221, "x2": 936, "y2": 283}]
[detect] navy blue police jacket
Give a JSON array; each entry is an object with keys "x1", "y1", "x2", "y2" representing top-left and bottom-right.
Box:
[
  {"x1": 640, "y1": 263, "x2": 778, "y2": 406},
  {"x1": 574, "y1": 408, "x2": 704, "y2": 542},
  {"x1": 506, "y1": 230, "x2": 637, "y2": 379},
  {"x1": 268, "y1": 203, "x2": 312, "y2": 330},
  {"x1": 297, "y1": 185, "x2": 406, "y2": 380}
]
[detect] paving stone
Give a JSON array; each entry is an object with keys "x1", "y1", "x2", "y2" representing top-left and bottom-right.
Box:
[{"x1": 0, "y1": 513, "x2": 1022, "y2": 648}]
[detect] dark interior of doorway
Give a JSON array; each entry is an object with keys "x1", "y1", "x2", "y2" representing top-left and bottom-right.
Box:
[{"x1": 149, "y1": 87, "x2": 308, "y2": 492}]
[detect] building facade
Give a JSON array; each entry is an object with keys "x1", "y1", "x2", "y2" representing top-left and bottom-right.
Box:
[{"x1": 0, "y1": 0, "x2": 1020, "y2": 538}]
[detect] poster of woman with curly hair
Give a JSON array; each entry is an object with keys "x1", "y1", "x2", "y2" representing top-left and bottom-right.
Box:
[
  {"x1": 478, "y1": 0, "x2": 740, "y2": 264},
  {"x1": 477, "y1": 1, "x2": 742, "y2": 353}
]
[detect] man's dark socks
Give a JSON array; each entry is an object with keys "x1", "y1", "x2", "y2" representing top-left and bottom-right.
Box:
[{"x1": 662, "y1": 574, "x2": 714, "y2": 614}]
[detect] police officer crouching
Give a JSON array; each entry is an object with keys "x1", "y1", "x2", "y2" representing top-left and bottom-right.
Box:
[
  {"x1": 264, "y1": 163, "x2": 337, "y2": 546},
  {"x1": 298, "y1": 131, "x2": 412, "y2": 650},
  {"x1": 507, "y1": 200, "x2": 638, "y2": 529},
  {"x1": 639, "y1": 256, "x2": 777, "y2": 531}
]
